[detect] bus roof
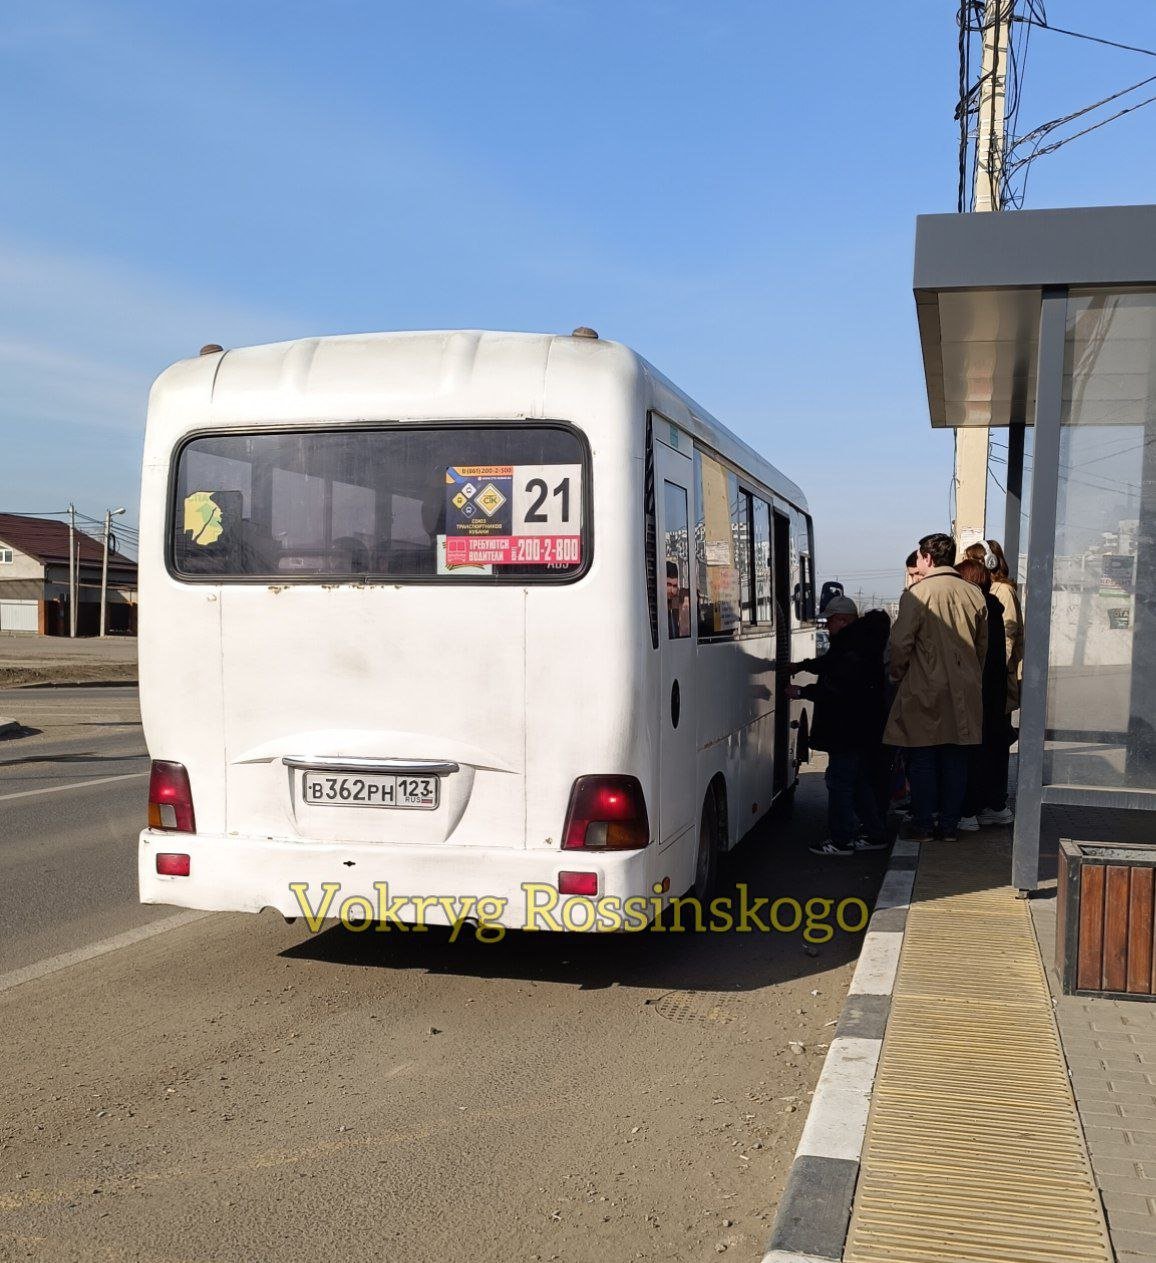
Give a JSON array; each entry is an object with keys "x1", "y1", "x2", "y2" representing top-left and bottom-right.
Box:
[{"x1": 153, "y1": 330, "x2": 808, "y2": 513}]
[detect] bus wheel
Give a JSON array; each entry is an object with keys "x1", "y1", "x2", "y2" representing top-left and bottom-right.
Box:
[{"x1": 693, "y1": 792, "x2": 720, "y2": 902}]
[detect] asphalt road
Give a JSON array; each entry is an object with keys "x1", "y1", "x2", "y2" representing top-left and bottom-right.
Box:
[
  {"x1": 0, "y1": 686, "x2": 160, "y2": 974},
  {"x1": 0, "y1": 686, "x2": 888, "y2": 1263}
]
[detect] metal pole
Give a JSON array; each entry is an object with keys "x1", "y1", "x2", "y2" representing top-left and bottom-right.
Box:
[
  {"x1": 98, "y1": 508, "x2": 125, "y2": 639},
  {"x1": 953, "y1": 0, "x2": 1013, "y2": 555},
  {"x1": 1012, "y1": 286, "x2": 1068, "y2": 895},
  {"x1": 100, "y1": 510, "x2": 111, "y2": 639},
  {"x1": 68, "y1": 502, "x2": 77, "y2": 638}
]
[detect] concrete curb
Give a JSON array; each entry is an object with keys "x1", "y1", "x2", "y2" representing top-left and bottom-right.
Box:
[
  {"x1": 0, "y1": 717, "x2": 21, "y2": 740},
  {"x1": 762, "y1": 839, "x2": 919, "y2": 1263}
]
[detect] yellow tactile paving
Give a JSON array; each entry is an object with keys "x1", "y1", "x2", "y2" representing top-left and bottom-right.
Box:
[{"x1": 844, "y1": 840, "x2": 1112, "y2": 1263}]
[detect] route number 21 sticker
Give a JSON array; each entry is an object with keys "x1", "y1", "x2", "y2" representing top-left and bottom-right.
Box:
[{"x1": 444, "y1": 464, "x2": 582, "y2": 568}]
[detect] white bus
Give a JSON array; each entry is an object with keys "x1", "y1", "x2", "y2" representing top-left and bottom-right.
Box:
[{"x1": 138, "y1": 329, "x2": 816, "y2": 931}]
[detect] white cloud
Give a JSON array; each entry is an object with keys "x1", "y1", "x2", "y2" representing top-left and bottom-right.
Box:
[{"x1": 0, "y1": 238, "x2": 303, "y2": 433}]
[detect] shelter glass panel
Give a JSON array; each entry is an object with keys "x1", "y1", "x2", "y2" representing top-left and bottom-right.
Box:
[{"x1": 1044, "y1": 289, "x2": 1156, "y2": 790}]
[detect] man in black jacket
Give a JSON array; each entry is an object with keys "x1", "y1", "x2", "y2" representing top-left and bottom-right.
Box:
[{"x1": 789, "y1": 598, "x2": 891, "y2": 857}]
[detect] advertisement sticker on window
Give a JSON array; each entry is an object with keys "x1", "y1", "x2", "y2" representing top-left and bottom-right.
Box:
[
  {"x1": 183, "y1": 490, "x2": 225, "y2": 546},
  {"x1": 444, "y1": 464, "x2": 582, "y2": 567}
]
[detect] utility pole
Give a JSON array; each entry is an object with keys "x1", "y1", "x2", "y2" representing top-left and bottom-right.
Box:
[
  {"x1": 68, "y1": 502, "x2": 77, "y2": 638},
  {"x1": 99, "y1": 507, "x2": 126, "y2": 638},
  {"x1": 953, "y1": 0, "x2": 1012, "y2": 555}
]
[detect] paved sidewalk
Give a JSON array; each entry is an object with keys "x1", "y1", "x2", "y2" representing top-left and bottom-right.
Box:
[
  {"x1": 842, "y1": 835, "x2": 1110, "y2": 1263},
  {"x1": 1035, "y1": 890, "x2": 1156, "y2": 1262}
]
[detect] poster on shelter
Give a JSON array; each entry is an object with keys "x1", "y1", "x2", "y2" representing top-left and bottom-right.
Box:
[{"x1": 1100, "y1": 554, "x2": 1135, "y2": 597}]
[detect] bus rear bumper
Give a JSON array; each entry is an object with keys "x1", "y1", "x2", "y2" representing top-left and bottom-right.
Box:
[{"x1": 138, "y1": 829, "x2": 656, "y2": 930}]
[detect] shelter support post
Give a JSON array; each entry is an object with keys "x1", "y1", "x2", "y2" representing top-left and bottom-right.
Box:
[
  {"x1": 1012, "y1": 286, "x2": 1068, "y2": 893},
  {"x1": 1003, "y1": 420, "x2": 1025, "y2": 582},
  {"x1": 1127, "y1": 394, "x2": 1156, "y2": 785}
]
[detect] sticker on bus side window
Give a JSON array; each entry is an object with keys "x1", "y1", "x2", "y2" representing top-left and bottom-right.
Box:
[
  {"x1": 183, "y1": 491, "x2": 224, "y2": 546},
  {"x1": 444, "y1": 465, "x2": 582, "y2": 567}
]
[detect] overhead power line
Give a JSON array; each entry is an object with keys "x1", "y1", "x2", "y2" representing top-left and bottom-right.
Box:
[
  {"x1": 1016, "y1": 15, "x2": 1156, "y2": 60},
  {"x1": 956, "y1": 3, "x2": 1156, "y2": 210},
  {"x1": 1005, "y1": 71, "x2": 1156, "y2": 177}
]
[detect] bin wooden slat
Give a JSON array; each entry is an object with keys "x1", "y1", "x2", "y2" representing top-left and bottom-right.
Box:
[
  {"x1": 1077, "y1": 864, "x2": 1106, "y2": 991},
  {"x1": 1103, "y1": 865, "x2": 1130, "y2": 992},
  {"x1": 1129, "y1": 867, "x2": 1155, "y2": 994}
]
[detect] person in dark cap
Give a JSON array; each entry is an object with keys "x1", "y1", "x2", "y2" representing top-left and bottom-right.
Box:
[{"x1": 789, "y1": 597, "x2": 891, "y2": 856}]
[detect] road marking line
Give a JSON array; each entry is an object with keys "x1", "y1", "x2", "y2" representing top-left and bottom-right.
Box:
[
  {"x1": 0, "y1": 771, "x2": 148, "y2": 801},
  {"x1": 0, "y1": 911, "x2": 211, "y2": 996}
]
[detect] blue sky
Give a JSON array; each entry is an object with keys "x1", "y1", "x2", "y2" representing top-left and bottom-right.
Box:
[{"x1": 3, "y1": 0, "x2": 1155, "y2": 592}]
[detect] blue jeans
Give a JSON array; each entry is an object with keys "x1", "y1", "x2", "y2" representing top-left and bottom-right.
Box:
[
  {"x1": 906, "y1": 745, "x2": 969, "y2": 834},
  {"x1": 825, "y1": 749, "x2": 886, "y2": 846}
]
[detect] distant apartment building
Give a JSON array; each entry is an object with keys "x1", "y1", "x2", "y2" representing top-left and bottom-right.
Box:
[{"x1": 0, "y1": 513, "x2": 137, "y2": 635}]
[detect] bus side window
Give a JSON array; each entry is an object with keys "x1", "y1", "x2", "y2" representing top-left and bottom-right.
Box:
[
  {"x1": 663, "y1": 482, "x2": 691, "y2": 639},
  {"x1": 790, "y1": 507, "x2": 815, "y2": 622},
  {"x1": 644, "y1": 417, "x2": 659, "y2": 649},
  {"x1": 754, "y1": 497, "x2": 772, "y2": 624},
  {"x1": 694, "y1": 448, "x2": 741, "y2": 640}
]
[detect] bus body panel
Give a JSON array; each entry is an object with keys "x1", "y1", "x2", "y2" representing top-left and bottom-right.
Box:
[{"x1": 218, "y1": 583, "x2": 527, "y2": 847}]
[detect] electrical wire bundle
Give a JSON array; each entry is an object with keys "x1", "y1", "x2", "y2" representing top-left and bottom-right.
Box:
[
  {"x1": 2, "y1": 508, "x2": 140, "y2": 560},
  {"x1": 955, "y1": 2, "x2": 1156, "y2": 213}
]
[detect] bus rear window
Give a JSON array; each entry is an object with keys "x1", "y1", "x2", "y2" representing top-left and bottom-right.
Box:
[{"x1": 171, "y1": 425, "x2": 589, "y2": 581}]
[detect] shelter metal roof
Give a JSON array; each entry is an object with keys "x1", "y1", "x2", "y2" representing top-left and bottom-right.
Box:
[{"x1": 914, "y1": 204, "x2": 1156, "y2": 428}]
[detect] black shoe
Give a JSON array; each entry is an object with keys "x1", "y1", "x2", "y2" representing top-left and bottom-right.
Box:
[
  {"x1": 854, "y1": 835, "x2": 890, "y2": 852},
  {"x1": 809, "y1": 839, "x2": 854, "y2": 857}
]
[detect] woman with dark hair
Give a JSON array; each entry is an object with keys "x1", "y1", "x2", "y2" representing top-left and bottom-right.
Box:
[{"x1": 956, "y1": 557, "x2": 1009, "y2": 830}]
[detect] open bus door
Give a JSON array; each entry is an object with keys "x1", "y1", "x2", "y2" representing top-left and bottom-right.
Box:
[{"x1": 772, "y1": 509, "x2": 793, "y2": 797}]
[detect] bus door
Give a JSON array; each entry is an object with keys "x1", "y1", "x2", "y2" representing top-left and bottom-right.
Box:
[
  {"x1": 772, "y1": 508, "x2": 792, "y2": 796},
  {"x1": 656, "y1": 443, "x2": 696, "y2": 846}
]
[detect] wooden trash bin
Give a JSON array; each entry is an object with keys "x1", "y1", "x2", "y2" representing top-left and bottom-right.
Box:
[{"x1": 1058, "y1": 840, "x2": 1156, "y2": 999}]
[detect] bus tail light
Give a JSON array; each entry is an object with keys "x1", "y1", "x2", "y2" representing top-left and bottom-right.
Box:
[
  {"x1": 156, "y1": 852, "x2": 191, "y2": 876},
  {"x1": 148, "y1": 760, "x2": 196, "y2": 832},
  {"x1": 561, "y1": 776, "x2": 649, "y2": 850}
]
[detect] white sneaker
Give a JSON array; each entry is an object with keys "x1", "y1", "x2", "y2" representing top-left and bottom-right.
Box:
[
  {"x1": 978, "y1": 806, "x2": 1014, "y2": 827},
  {"x1": 957, "y1": 816, "x2": 980, "y2": 832}
]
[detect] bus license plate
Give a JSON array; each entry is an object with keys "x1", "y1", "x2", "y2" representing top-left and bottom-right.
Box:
[{"x1": 301, "y1": 772, "x2": 439, "y2": 810}]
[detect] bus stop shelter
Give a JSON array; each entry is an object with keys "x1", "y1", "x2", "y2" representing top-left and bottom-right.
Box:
[{"x1": 914, "y1": 205, "x2": 1156, "y2": 894}]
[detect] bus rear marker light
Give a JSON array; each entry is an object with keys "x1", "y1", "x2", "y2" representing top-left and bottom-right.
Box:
[{"x1": 558, "y1": 871, "x2": 598, "y2": 896}]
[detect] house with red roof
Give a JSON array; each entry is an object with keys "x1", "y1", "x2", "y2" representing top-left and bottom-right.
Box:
[{"x1": 0, "y1": 513, "x2": 137, "y2": 635}]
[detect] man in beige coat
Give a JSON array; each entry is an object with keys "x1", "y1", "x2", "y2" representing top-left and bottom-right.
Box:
[{"x1": 885, "y1": 532, "x2": 987, "y2": 842}]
